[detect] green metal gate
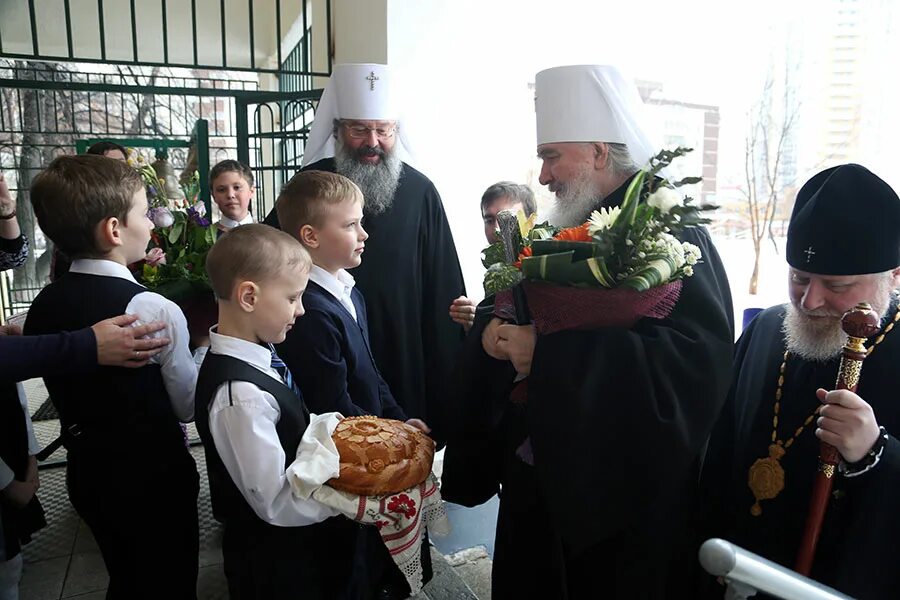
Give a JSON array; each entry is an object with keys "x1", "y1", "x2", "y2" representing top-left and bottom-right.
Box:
[{"x1": 0, "y1": 0, "x2": 331, "y2": 318}]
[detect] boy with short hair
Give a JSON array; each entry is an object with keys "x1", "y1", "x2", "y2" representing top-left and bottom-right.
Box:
[
  {"x1": 24, "y1": 154, "x2": 201, "y2": 599},
  {"x1": 197, "y1": 223, "x2": 351, "y2": 599},
  {"x1": 209, "y1": 159, "x2": 255, "y2": 235},
  {"x1": 275, "y1": 171, "x2": 431, "y2": 598}
]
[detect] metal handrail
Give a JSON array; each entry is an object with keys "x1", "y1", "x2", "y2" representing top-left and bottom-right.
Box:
[{"x1": 699, "y1": 538, "x2": 853, "y2": 600}]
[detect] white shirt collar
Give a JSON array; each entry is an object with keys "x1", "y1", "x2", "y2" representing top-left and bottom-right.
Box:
[
  {"x1": 209, "y1": 326, "x2": 275, "y2": 375},
  {"x1": 69, "y1": 258, "x2": 142, "y2": 286},
  {"x1": 217, "y1": 212, "x2": 255, "y2": 230},
  {"x1": 308, "y1": 265, "x2": 355, "y2": 301}
]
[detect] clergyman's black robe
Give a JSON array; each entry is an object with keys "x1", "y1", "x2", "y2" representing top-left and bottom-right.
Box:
[
  {"x1": 265, "y1": 158, "x2": 466, "y2": 443},
  {"x1": 698, "y1": 303, "x2": 900, "y2": 599},
  {"x1": 441, "y1": 176, "x2": 735, "y2": 599}
]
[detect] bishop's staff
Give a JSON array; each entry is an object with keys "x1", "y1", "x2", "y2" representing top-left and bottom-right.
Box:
[
  {"x1": 496, "y1": 210, "x2": 531, "y2": 325},
  {"x1": 794, "y1": 302, "x2": 880, "y2": 576}
]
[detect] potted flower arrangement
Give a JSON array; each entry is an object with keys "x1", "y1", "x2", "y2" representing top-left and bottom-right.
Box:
[{"x1": 128, "y1": 149, "x2": 218, "y2": 339}]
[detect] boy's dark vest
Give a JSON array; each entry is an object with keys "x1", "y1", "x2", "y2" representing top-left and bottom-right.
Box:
[
  {"x1": 23, "y1": 273, "x2": 184, "y2": 458},
  {"x1": 194, "y1": 352, "x2": 307, "y2": 526}
]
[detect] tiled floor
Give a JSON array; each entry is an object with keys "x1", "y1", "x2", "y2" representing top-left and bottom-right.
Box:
[{"x1": 17, "y1": 379, "x2": 484, "y2": 599}]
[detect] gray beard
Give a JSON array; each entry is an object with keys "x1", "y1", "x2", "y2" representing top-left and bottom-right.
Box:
[
  {"x1": 334, "y1": 137, "x2": 403, "y2": 215},
  {"x1": 546, "y1": 168, "x2": 603, "y2": 228},
  {"x1": 782, "y1": 287, "x2": 896, "y2": 362}
]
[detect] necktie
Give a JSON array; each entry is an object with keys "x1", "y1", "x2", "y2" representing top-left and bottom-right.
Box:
[{"x1": 268, "y1": 344, "x2": 300, "y2": 397}]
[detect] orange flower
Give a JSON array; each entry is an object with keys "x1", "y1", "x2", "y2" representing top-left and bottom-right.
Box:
[
  {"x1": 514, "y1": 245, "x2": 533, "y2": 269},
  {"x1": 554, "y1": 223, "x2": 591, "y2": 242}
]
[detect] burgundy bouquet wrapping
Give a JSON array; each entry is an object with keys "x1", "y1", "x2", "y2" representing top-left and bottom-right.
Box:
[{"x1": 494, "y1": 279, "x2": 683, "y2": 334}]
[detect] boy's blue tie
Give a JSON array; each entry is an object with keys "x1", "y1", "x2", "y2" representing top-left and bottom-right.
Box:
[{"x1": 268, "y1": 344, "x2": 300, "y2": 397}]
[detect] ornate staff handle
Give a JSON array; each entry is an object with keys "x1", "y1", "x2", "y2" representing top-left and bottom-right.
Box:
[
  {"x1": 795, "y1": 302, "x2": 880, "y2": 575},
  {"x1": 496, "y1": 210, "x2": 531, "y2": 325}
]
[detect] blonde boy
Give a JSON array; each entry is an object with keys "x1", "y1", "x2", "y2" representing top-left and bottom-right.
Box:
[
  {"x1": 275, "y1": 171, "x2": 431, "y2": 596},
  {"x1": 196, "y1": 223, "x2": 348, "y2": 598}
]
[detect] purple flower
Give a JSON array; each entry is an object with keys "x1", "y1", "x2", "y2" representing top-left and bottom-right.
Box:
[
  {"x1": 150, "y1": 207, "x2": 174, "y2": 228},
  {"x1": 190, "y1": 200, "x2": 207, "y2": 217},
  {"x1": 187, "y1": 206, "x2": 210, "y2": 227}
]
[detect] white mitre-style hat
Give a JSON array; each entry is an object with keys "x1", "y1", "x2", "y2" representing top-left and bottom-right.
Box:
[
  {"x1": 534, "y1": 64, "x2": 659, "y2": 169},
  {"x1": 301, "y1": 63, "x2": 413, "y2": 167}
]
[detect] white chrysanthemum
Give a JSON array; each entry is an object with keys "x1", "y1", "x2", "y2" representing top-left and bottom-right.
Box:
[
  {"x1": 646, "y1": 187, "x2": 682, "y2": 213},
  {"x1": 682, "y1": 242, "x2": 702, "y2": 265},
  {"x1": 588, "y1": 206, "x2": 622, "y2": 234},
  {"x1": 684, "y1": 265, "x2": 694, "y2": 277}
]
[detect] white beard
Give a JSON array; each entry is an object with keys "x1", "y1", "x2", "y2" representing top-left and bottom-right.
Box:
[
  {"x1": 782, "y1": 283, "x2": 896, "y2": 362},
  {"x1": 546, "y1": 165, "x2": 602, "y2": 227}
]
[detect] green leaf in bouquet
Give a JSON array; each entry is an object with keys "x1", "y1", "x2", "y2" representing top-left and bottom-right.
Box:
[
  {"x1": 530, "y1": 239, "x2": 598, "y2": 261},
  {"x1": 620, "y1": 255, "x2": 681, "y2": 292},
  {"x1": 521, "y1": 251, "x2": 578, "y2": 283},
  {"x1": 481, "y1": 241, "x2": 506, "y2": 269},
  {"x1": 168, "y1": 221, "x2": 185, "y2": 245},
  {"x1": 614, "y1": 170, "x2": 646, "y2": 230},
  {"x1": 529, "y1": 224, "x2": 559, "y2": 241},
  {"x1": 142, "y1": 263, "x2": 159, "y2": 284},
  {"x1": 562, "y1": 256, "x2": 615, "y2": 287},
  {"x1": 483, "y1": 263, "x2": 524, "y2": 295},
  {"x1": 647, "y1": 147, "x2": 693, "y2": 178},
  {"x1": 192, "y1": 223, "x2": 210, "y2": 248},
  {"x1": 672, "y1": 176, "x2": 702, "y2": 188},
  {"x1": 204, "y1": 224, "x2": 217, "y2": 245}
]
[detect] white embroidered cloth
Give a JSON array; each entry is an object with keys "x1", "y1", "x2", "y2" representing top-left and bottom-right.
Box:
[{"x1": 288, "y1": 413, "x2": 450, "y2": 594}]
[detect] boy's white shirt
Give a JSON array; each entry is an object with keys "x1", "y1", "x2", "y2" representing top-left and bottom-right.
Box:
[
  {"x1": 308, "y1": 265, "x2": 358, "y2": 322},
  {"x1": 68, "y1": 259, "x2": 202, "y2": 422},
  {"x1": 216, "y1": 212, "x2": 254, "y2": 230},
  {"x1": 206, "y1": 328, "x2": 339, "y2": 526}
]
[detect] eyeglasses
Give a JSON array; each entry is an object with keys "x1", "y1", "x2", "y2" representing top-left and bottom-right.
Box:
[{"x1": 343, "y1": 123, "x2": 396, "y2": 140}]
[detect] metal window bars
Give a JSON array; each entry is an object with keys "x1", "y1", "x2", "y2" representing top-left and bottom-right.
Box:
[{"x1": 0, "y1": 0, "x2": 332, "y2": 78}]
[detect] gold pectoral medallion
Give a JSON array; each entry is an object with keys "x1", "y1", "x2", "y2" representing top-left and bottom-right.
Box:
[{"x1": 748, "y1": 443, "x2": 786, "y2": 516}]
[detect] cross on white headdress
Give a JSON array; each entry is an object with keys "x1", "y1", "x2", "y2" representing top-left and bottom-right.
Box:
[
  {"x1": 804, "y1": 246, "x2": 816, "y2": 263},
  {"x1": 366, "y1": 71, "x2": 379, "y2": 91}
]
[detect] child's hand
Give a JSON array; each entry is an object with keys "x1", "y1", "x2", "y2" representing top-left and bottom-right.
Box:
[
  {"x1": 405, "y1": 418, "x2": 431, "y2": 434},
  {"x1": 2, "y1": 479, "x2": 37, "y2": 508}
]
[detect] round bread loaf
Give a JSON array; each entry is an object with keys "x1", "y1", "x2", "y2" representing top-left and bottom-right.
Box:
[{"x1": 328, "y1": 416, "x2": 435, "y2": 496}]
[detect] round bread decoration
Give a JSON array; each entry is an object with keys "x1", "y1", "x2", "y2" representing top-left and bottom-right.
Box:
[{"x1": 328, "y1": 416, "x2": 435, "y2": 496}]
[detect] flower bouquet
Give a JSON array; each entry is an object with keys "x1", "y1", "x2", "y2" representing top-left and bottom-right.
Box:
[
  {"x1": 129, "y1": 150, "x2": 218, "y2": 338},
  {"x1": 484, "y1": 147, "x2": 713, "y2": 335}
]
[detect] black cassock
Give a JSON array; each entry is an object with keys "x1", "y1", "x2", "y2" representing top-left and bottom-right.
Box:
[
  {"x1": 442, "y1": 177, "x2": 735, "y2": 599},
  {"x1": 698, "y1": 303, "x2": 900, "y2": 600},
  {"x1": 265, "y1": 158, "x2": 466, "y2": 443}
]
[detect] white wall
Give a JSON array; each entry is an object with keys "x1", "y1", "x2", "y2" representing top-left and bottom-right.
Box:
[{"x1": 332, "y1": 0, "x2": 388, "y2": 65}]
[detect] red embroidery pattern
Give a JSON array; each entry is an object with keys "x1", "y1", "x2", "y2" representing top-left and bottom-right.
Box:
[{"x1": 387, "y1": 493, "x2": 417, "y2": 519}]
